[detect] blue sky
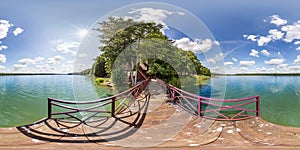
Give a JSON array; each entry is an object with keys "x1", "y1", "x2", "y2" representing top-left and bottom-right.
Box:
[{"x1": 1, "y1": 0, "x2": 300, "y2": 73}]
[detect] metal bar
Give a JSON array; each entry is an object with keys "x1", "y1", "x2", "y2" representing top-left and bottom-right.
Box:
[
  {"x1": 199, "y1": 95, "x2": 260, "y2": 102},
  {"x1": 48, "y1": 98, "x2": 52, "y2": 119},
  {"x1": 111, "y1": 97, "x2": 116, "y2": 117},
  {"x1": 214, "y1": 110, "x2": 229, "y2": 119},
  {"x1": 256, "y1": 96, "x2": 261, "y2": 117},
  {"x1": 197, "y1": 97, "x2": 201, "y2": 117},
  {"x1": 201, "y1": 106, "x2": 257, "y2": 113},
  {"x1": 231, "y1": 110, "x2": 246, "y2": 119}
]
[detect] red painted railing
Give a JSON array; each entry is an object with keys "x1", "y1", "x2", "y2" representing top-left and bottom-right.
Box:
[
  {"x1": 48, "y1": 77, "x2": 260, "y2": 125},
  {"x1": 48, "y1": 78, "x2": 150, "y2": 125},
  {"x1": 158, "y1": 79, "x2": 260, "y2": 121}
]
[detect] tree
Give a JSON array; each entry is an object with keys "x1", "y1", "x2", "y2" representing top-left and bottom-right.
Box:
[
  {"x1": 95, "y1": 17, "x2": 166, "y2": 85},
  {"x1": 93, "y1": 17, "x2": 211, "y2": 87}
]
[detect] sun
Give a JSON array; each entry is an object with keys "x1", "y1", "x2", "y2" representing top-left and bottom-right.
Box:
[
  {"x1": 78, "y1": 29, "x2": 88, "y2": 38},
  {"x1": 72, "y1": 25, "x2": 89, "y2": 38}
]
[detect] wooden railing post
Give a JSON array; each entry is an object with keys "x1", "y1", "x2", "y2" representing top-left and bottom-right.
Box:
[
  {"x1": 111, "y1": 97, "x2": 116, "y2": 117},
  {"x1": 47, "y1": 98, "x2": 52, "y2": 119},
  {"x1": 256, "y1": 96, "x2": 260, "y2": 117},
  {"x1": 197, "y1": 97, "x2": 201, "y2": 117}
]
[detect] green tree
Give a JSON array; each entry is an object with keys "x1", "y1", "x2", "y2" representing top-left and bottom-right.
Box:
[
  {"x1": 94, "y1": 17, "x2": 211, "y2": 87},
  {"x1": 95, "y1": 17, "x2": 165, "y2": 77}
]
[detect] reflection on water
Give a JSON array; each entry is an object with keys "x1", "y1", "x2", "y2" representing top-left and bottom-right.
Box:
[
  {"x1": 0, "y1": 75, "x2": 112, "y2": 127},
  {"x1": 200, "y1": 76, "x2": 300, "y2": 127},
  {"x1": 1, "y1": 75, "x2": 300, "y2": 127}
]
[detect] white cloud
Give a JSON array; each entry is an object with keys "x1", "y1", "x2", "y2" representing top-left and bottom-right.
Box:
[
  {"x1": 173, "y1": 37, "x2": 218, "y2": 53},
  {"x1": 77, "y1": 53, "x2": 87, "y2": 58},
  {"x1": 245, "y1": 30, "x2": 282, "y2": 46},
  {"x1": 294, "y1": 55, "x2": 300, "y2": 64},
  {"x1": 214, "y1": 41, "x2": 220, "y2": 45},
  {"x1": 207, "y1": 59, "x2": 216, "y2": 64},
  {"x1": 240, "y1": 67, "x2": 249, "y2": 72},
  {"x1": 260, "y1": 49, "x2": 270, "y2": 56},
  {"x1": 13, "y1": 27, "x2": 24, "y2": 36},
  {"x1": 297, "y1": 47, "x2": 300, "y2": 51},
  {"x1": 13, "y1": 64, "x2": 27, "y2": 70},
  {"x1": 34, "y1": 56, "x2": 45, "y2": 62},
  {"x1": 19, "y1": 58, "x2": 36, "y2": 65},
  {"x1": 55, "y1": 41, "x2": 79, "y2": 55},
  {"x1": 224, "y1": 62, "x2": 234, "y2": 66},
  {"x1": 264, "y1": 58, "x2": 285, "y2": 65},
  {"x1": 288, "y1": 66, "x2": 300, "y2": 71},
  {"x1": 294, "y1": 41, "x2": 300, "y2": 45},
  {"x1": 178, "y1": 12, "x2": 185, "y2": 15},
  {"x1": 257, "y1": 36, "x2": 272, "y2": 46},
  {"x1": 0, "y1": 20, "x2": 13, "y2": 40},
  {"x1": 0, "y1": 45, "x2": 7, "y2": 50},
  {"x1": 249, "y1": 49, "x2": 259, "y2": 57},
  {"x1": 268, "y1": 29, "x2": 284, "y2": 40},
  {"x1": 243, "y1": 34, "x2": 257, "y2": 42},
  {"x1": 0, "y1": 65, "x2": 5, "y2": 70},
  {"x1": 0, "y1": 54, "x2": 7, "y2": 63},
  {"x1": 67, "y1": 60, "x2": 75, "y2": 64},
  {"x1": 240, "y1": 61, "x2": 255, "y2": 66},
  {"x1": 278, "y1": 64, "x2": 288, "y2": 69},
  {"x1": 281, "y1": 22, "x2": 300, "y2": 42},
  {"x1": 270, "y1": 15, "x2": 287, "y2": 26},
  {"x1": 129, "y1": 8, "x2": 180, "y2": 29},
  {"x1": 232, "y1": 57, "x2": 238, "y2": 62},
  {"x1": 47, "y1": 55, "x2": 65, "y2": 65}
]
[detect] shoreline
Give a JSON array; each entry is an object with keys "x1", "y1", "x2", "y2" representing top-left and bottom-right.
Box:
[
  {"x1": 214, "y1": 73, "x2": 300, "y2": 76},
  {"x1": 0, "y1": 73, "x2": 70, "y2": 76}
]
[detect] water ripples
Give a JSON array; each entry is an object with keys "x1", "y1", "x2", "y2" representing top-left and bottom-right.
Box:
[
  {"x1": 203, "y1": 76, "x2": 300, "y2": 127},
  {"x1": 0, "y1": 75, "x2": 112, "y2": 127}
]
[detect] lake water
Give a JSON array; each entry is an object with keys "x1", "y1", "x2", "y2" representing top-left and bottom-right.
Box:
[
  {"x1": 1, "y1": 75, "x2": 300, "y2": 127},
  {"x1": 200, "y1": 76, "x2": 300, "y2": 127},
  {"x1": 0, "y1": 75, "x2": 112, "y2": 127}
]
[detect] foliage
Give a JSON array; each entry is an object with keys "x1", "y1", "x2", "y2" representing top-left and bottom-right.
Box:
[
  {"x1": 91, "y1": 56, "x2": 108, "y2": 77},
  {"x1": 95, "y1": 77, "x2": 110, "y2": 86},
  {"x1": 95, "y1": 17, "x2": 165, "y2": 76},
  {"x1": 94, "y1": 17, "x2": 211, "y2": 87}
]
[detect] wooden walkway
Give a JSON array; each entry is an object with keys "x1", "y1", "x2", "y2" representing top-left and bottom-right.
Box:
[{"x1": 1, "y1": 80, "x2": 300, "y2": 149}]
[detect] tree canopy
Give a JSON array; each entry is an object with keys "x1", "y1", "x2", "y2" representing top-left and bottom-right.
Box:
[{"x1": 91, "y1": 17, "x2": 211, "y2": 86}]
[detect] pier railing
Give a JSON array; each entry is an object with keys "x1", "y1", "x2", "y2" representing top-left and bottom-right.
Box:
[
  {"x1": 48, "y1": 78, "x2": 150, "y2": 125},
  {"x1": 160, "y1": 79, "x2": 260, "y2": 121}
]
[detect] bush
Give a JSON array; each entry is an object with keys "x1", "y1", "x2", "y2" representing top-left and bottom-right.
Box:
[{"x1": 95, "y1": 78, "x2": 108, "y2": 86}]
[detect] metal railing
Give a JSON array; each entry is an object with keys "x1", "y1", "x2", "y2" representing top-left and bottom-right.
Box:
[
  {"x1": 159, "y1": 79, "x2": 260, "y2": 121},
  {"x1": 48, "y1": 78, "x2": 150, "y2": 126}
]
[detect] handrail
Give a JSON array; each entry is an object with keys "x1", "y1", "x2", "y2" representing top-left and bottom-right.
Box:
[
  {"x1": 47, "y1": 77, "x2": 260, "y2": 124},
  {"x1": 47, "y1": 78, "x2": 150, "y2": 123},
  {"x1": 49, "y1": 79, "x2": 149, "y2": 104},
  {"x1": 157, "y1": 79, "x2": 260, "y2": 121}
]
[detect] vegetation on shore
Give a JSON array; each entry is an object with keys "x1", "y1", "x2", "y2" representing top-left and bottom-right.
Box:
[
  {"x1": 196, "y1": 75, "x2": 210, "y2": 85},
  {"x1": 94, "y1": 77, "x2": 111, "y2": 86}
]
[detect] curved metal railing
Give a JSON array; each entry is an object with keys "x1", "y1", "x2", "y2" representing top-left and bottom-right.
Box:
[
  {"x1": 48, "y1": 78, "x2": 150, "y2": 127},
  {"x1": 158, "y1": 79, "x2": 260, "y2": 121},
  {"x1": 48, "y1": 77, "x2": 260, "y2": 126}
]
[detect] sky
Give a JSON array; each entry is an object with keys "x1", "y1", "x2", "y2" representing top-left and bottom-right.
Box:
[{"x1": 1, "y1": 0, "x2": 300, "y2": 74}]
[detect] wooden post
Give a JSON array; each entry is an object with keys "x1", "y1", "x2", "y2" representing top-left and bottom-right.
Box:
[
  {"x1": 256, "y1": 96, "x2": 260, "y2": 117},
  {"x1": 111, "y1": 97, "x2": 116, "y2": 117},
  {"x1": 197, "y1": 97, "x2": 201, "y2": 117}
]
